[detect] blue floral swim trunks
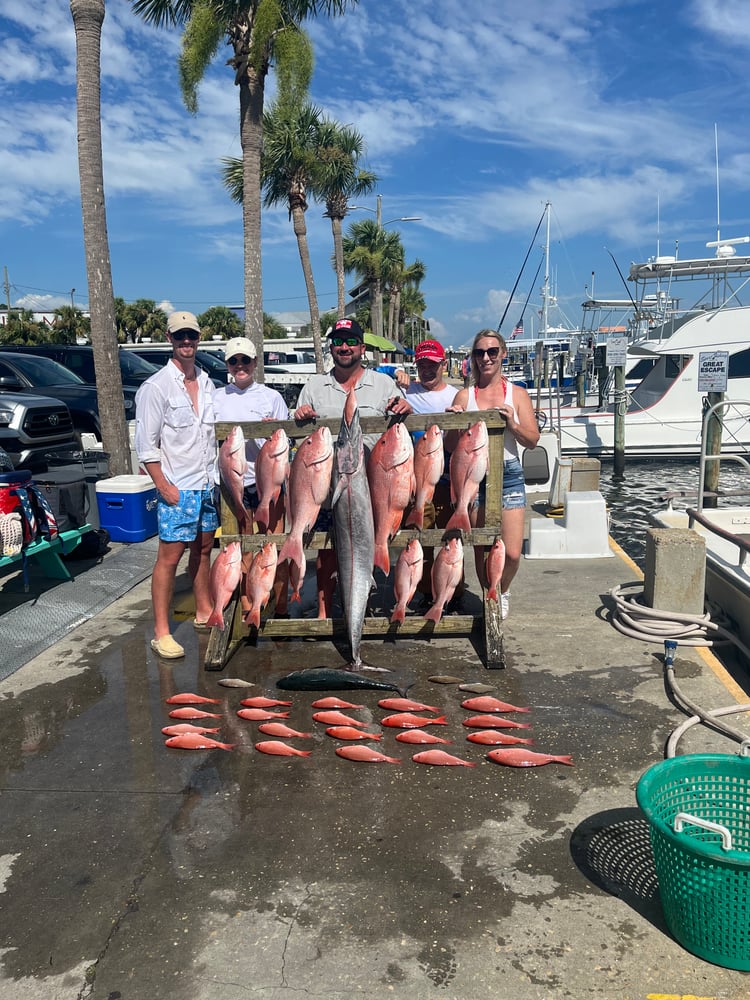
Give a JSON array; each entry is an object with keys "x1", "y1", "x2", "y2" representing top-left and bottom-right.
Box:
[{"x1": 157, "y1": 488, "x2": 219, "y2": 542}]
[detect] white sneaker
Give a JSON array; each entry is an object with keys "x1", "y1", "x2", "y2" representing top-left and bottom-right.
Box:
[{"x1": 500, "y1": 592, "x2": 510, "y2": 620}]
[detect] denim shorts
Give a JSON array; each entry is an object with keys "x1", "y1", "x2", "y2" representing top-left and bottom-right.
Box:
[
  {"x1": 473, "y1": 457, "x2": 526, "y2": 511},
  {"x1": 158, "y1": 487, "x2": 219, "y2": 542}
]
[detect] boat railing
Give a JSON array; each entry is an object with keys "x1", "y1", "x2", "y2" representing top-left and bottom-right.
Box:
[{"x1": 685, "y1": 507, "x2": 750, "y2": 570}]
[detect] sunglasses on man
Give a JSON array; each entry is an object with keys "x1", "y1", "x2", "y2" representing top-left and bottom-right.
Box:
[
  {"x1": 330, "y1": 336, "x2": 362, "y2": 347},
  {"x1": 227, "y1": 355, "x2": 254, "y2": 366},
  {"x1": 472, "y1": 346, "x2": 500, "y2": 360},
  {"x1": 171, "y1": 330, "x2": 200, "y2": 342}
]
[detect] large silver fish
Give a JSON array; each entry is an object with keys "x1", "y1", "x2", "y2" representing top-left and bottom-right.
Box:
[{"x1": 331, "y1": 390, "x2": 376, "y2": 670}]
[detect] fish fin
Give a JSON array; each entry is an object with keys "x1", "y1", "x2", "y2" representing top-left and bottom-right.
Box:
[
  {"x1": 390, "y1": 606, "x2": 405, "y2": 625},
  {"x1": 374, "y1": 544, "x2": 390, "y2": 576},
  {"x1": 423, "y1": 605, "x2": 442, "y2": 624},
  {"x1": 404, "y1": 509, "x2": 423, "y2": 529},
  {"x1": 487, "y1": 586, "x2": 498, "y2": 601},
  {"x1": 206, "y1": 609, "x2": 225, "y2": 629},
  {"x1": 445, "y1": 509, "x2": 471, "y2": 533}
]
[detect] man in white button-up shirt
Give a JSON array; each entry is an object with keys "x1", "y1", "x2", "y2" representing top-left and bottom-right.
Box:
[{"x1": 135, "y1": 311, "x2": 218, "y2": 659}]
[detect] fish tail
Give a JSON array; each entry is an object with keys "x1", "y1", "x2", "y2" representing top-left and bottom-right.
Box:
[
  {"x1": 404, "y1": 508, "x2": 423, "y2": 530},
  {"x1": 254, "y1": 504, "x2": 269, "y2": 533},
  {"x1": 557, "y1": 756, "x2": 575, "y2": 766},
  {"x1": 219, "y1": 742, "x2": 236, "y2": 751},
  {"x1": 445, "y1": 508, "x2": 471, "y2": 533},
  {"x1": 487, "y1": 586, "x2": 498, "y2": 601},
  {"x1": 390, "y1": 605, "x2": 405, "y2": 625},
  {"x1": 206, "y1": 609, "x2": 225, "y2": 630},
  {"x1": 435, "y1": 715, "x2": 448, "y2": 725},
  {"x1": 423, "y1": 604, "x2": 442, "y2": 624},
  {"x1": 374, "y1": 543, "x2": 390, "y2": 576}
]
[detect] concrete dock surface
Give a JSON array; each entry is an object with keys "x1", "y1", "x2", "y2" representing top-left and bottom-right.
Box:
[{"x1": 1, "y1": 529, "x2": 750, "y2": 1000}]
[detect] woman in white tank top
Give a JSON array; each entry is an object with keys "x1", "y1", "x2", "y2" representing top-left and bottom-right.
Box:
[{"x1": 448, "y1": 329, "x2": 540, "y2": 618}]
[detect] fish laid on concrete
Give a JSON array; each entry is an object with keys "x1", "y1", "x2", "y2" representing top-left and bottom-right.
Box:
[
  {"x1": 381, "y1": 712, "x2": 449, "y2": 729},
  {"x1": 460, "y1": 696, "x2": 530, "y2": 714},
  {"x1": 254, "y1": 427, "x2": 289, "y2": 533},
  {"x1": 243, "y1": 541, "x2": 278, "y2": 629},
  {"x1": 395, "y1": 730, "x2": 453, "y2": 745},
  {"x1": 412, "y1": 749, "x2": 476, "y2": 767},
  {"x1": 446, "y1": 420, "x2": 489, "y2": 533},
  {"x1": 335, "y1": 745, "x2": 401, "y2": 764},
  {"x1": 462, "y1": 714, "x2": 531, "y2": 730},
  {"x1": 367, "y1": 421, "x2": 414, "y2": 575},
  {"x1": 255, "y1": 740, "x2": 312, "y2": 758},
  {"x1": 331, "y1": 390, "x2": 375, "y2": 668},
  {"x1": 390, "y1": 538, "x2": 424, "y2": 625},
  {"x1": 165, "y1": 734, "x2": 235, "y2": 751},
  {"x1": 278, "y1": 426, "x2": 334, "y2": 601},
  {"x1": 240, "y1": 696, "x2": 293, "y2": 708},
  {"x1": 486, "y1": 748, "x2": 574, "y2": 767},
  {"x1": 217, "y1": 677, "x2": 256, "y2": 689},
  {"x1": 207, "y1": 540, "x2": 243, "y2": 630},
  {"x1": 325, "y1": 726, "x2": 382, "y2": 741},
  {"x1": 466, "y1": 731, "x2": 535, "y2": 747},
  {"x1": 162, "y1": 724, "x2": 222, "y2": 737},
  {"x1": 378, "y1": 697, "x2": 441, "y2": 713},
  {"x1": 485, "y1": 537, "x2": 506, "y2": 600},
  {"x1": 257, "y1": 722, "x2": 312, "y2": 738},
  {"x1": 165, "y1": 693, "x2": 221, "y2": 705},
  {"x1": 428, "y1": 675, "x2": 463, "y2": 685},
  {"x1": 310, "y1": 696, "x2": 365, "y2": 710},
  {"x1": 424, "y1": 536, "x2": 464, "y2": 623},
  {"x1": 312, "y1": 710, "x2": 370, "y2": 728},
  {"x1": 404, "y1": 424, "x2": 444, "y2": 529},
  {"x1": 236, "y1": 708, "x2": 290, "y2": 721},
  {"x1": 276, "y1": 668, "x2": 410, "y2": 696},
  {"x1": 168, "y1": 707, "x2": 222, "y2": 720},
  {"x1": 458, "y1": 682, "x2": 496, "y2": 693},
  {"x1": 218, "y1": 425, "x2": 250, "y2": 532}
]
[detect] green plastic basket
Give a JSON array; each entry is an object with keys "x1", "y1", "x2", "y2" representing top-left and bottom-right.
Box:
[{"x1": 636, "y1": 751, "x2": 750, "y2": 970}]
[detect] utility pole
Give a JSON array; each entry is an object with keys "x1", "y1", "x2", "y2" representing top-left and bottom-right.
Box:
[
  {"x1": 376, "y1": 193, "x2": 382, "y2": 229},
  {"x1": 3, "y1": 267, "x2": 11, "y2": 312}
]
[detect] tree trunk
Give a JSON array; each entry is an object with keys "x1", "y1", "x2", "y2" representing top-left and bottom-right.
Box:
[
  {"x1": 331, "y1": 216, "x2": 346, "y2": 318},
  {"x1": 291, "y1": 206, "x2": 323, "y2": 372},
  {"x1": 239, "y1": 67, "x2": 265, "y2": 381},
  {"x1": 371, "y1": 277, "x2": 383, "y2": 340},
  {"x1": 70, "y1": 0, "x2": 131, "y2": 475}
]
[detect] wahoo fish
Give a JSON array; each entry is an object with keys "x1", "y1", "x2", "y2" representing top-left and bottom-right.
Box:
[
  {"x1": 243, "y1": 541, "x2": 278, "y2": 629},
  {"x1": 206, "y1": 540, "x2": 243, "y2": 630},
  {"x1": 485, "y1": 537, "x2": 506, "y2": 601},
  {"x1": 331, "y1": 390, "x2": 375, "y2": 668},
  {"x1": 404, "y1": 424, "x2": 444, "y2": 529},
  {"x1": 277, "y1": 668, "x2": 410, "y2": 696},
  {"x1": 367, "y1": 421, "x2": 414, "y2": 575},
  {"x1": 424, "y1": 536, "x2": 464, "y2": 623},
  {"x1": 446, "y1": 420, "x2": 489, "y2": 533},
  {"x1": 255, "y1": 427, "x2": 290, "y2": 533},
  {"x1": 278, "y1": 426, "x2": 334, "y2": 600},
  {"x1": 390, "y1": 537, "x2": 424, "y2": 625},
  {"x1": 218, "y1": 425, "x2": 250, "y2": 532}
]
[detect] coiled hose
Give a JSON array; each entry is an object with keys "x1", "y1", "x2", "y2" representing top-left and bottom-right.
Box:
[{"x1": 609, "y1": 581, "x2": 750, "y2": 756}]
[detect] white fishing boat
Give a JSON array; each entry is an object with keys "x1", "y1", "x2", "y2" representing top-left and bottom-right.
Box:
[
  {"x1": 647, "y1": 398, "x2": 750, "y2": 658},
  {"x1": 539, "y1": 234, "x2": 750, "y2": 458}
]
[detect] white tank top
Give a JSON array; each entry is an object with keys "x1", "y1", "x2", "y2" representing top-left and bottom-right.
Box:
[{"x1": 466, "y1": 379, "x2": 519, "y2": 461}]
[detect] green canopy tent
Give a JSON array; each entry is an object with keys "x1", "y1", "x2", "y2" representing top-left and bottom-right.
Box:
[{"x1": 364, "y1": 332, "x2": 397, "y2": 351}]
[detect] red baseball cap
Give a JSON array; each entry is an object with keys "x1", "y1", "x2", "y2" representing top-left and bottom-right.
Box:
[{"x1": 415, "y1": 339, "x2": 445, "y2": 362}]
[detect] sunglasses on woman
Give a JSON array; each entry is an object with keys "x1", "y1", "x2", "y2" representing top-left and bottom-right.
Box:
[
  {"x1": 472, "y1": 346, "x2": 500, "y2": 359},
  {"x1": 171, "y1": 330, "x2": 200, "y2": 342},
  {"x1": 227, "y1": 355, "x2": 254, "y2": 365},
  {"x1": 331, "y1": 336, "x2": 361, "y2": 347}
]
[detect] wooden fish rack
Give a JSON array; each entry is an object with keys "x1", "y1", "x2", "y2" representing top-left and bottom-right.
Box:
[{"x1": 205, "y1": 409, "x2": 505, "y2": 671}]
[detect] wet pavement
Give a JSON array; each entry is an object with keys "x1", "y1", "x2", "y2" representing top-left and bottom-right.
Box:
[{"x1": 1, "y1": 532, "x2": 750, "y2": 999}]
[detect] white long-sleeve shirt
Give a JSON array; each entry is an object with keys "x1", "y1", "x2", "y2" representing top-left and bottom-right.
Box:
[{"x1": 134, "y1": 361, "x2": 217, "y2": 489}]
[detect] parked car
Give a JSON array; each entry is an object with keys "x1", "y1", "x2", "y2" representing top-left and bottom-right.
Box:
[
  {"x1": 0, "y1": 391, "x2": 78, "y2": 471},
  {"x1": 0, "y1": 352, "x2": 136, "y2": 447},
  {"x1": 0, "y1": 343, "x2": 160, "y2": 389},
  {"x1": 121, "y1": 344, "x2": 228, "y2": 385}
]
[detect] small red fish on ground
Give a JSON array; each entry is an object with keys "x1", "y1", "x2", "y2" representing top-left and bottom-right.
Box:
[
  {"x1": 168, "y1": 707, "x2": 223, "y2": 720},
  {"x1": 378, "y1": 697, "x2": 441, "y2": 713},
  {"x1": 487, "y1": 748, "x2": 574, "y2": 767},
  {"x1": 466, "y1": 730, "x2": 535, "y2": 746},
  {"x1": 257, "y1": 722, "x2": 312, "y2": 738},
  {"x1": 335, "y1": 745, "x2": 401, "y2": 763},
  {"x1": 237, "y1": 708, "x2": 291, "y2": 721},
  {"x1": 255, "y1": 740, "x2": 312, "y2": 757},
  {"x1": 460, "y1": 696, "x2": 530, "y2": 714},
  {"x1": 165, "y1": 734, "x2": 235, "y2": 751},
  {"x1": 239, "y1": 696, "x2": 293, "y2": 708},
  {"x1": 412, "y1": 749, "x2": 476, "y2": 767},
  {"x1": 395, "y1": 730, "x2": 453, "y2": 745},
  {"x1": 312, "y1": 710, "x2": 370, "y2": 728},
  {"x1": 462, "y1": 714, "x2": 531, "y2": 730},
  {"x1": 165, "y1": 693, "x2": 221, "y2": 705},
  {"x1": 325, "y1": 726, "x2": 382, "y2": 741},
  {"x1": 162, "y1": 724, "x2": 222, "y2": 737},
  {"x1": 311, "y1": 697, "x2": 365, "y2": 710},
  {"x1": 381, "y1": 712, "x2": 449, "y2": 729}
]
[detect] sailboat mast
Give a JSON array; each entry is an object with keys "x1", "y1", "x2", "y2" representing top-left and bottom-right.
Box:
[{"x1": 541, "y1": 201, "x2": 551, "y2": 337}]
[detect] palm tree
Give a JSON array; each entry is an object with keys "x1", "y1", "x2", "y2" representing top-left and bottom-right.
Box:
[
  {"x1": 197, "y1": 305, "x2": 243, "y2": 340},
  {"x1": 342, "y1": 219, "x2": 404, "y2": 340},
  {"x1": 132, "y1": 0, "x2": 357, "y2": 379},
  {"x1": 315, "y1": 121, "x2": 377, "y2": 318},
  {"x1": 70, "y1": 0, "x2": 131, "y2": 474},
  {"x1": 387, "y1": 257, "x2": 426, "y2": 343},
  {"x1": 52, "y1": 305, "x2": 90, "y2": 344},
  {"x1": 399, "y1": 283, "x2": 427, "y2": 349}
]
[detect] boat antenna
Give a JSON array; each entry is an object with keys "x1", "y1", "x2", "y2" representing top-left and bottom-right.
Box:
[
  {"x1": 604, "y1": 247, "x2": 638, "y2": 312},
  {"x1": 714, "y1": 123, "x2": 721, "y2": 253},
  {"x1": 496, "y1": 203, "x2": 547, "y2": 332}
]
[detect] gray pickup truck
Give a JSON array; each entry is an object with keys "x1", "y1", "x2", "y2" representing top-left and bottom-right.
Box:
[{"x1": 0, "y1": 391, "x2": 78, "y2": 471}]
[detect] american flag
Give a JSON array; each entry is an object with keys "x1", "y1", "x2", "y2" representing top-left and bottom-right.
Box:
[{"x1": 510, "y1": 319, "x2": 523, "y2": 340}]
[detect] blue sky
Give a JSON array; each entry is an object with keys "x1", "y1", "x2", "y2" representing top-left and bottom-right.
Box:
[{"x1": 2, "y1": 0, "x2": 750, "y2": 351}]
